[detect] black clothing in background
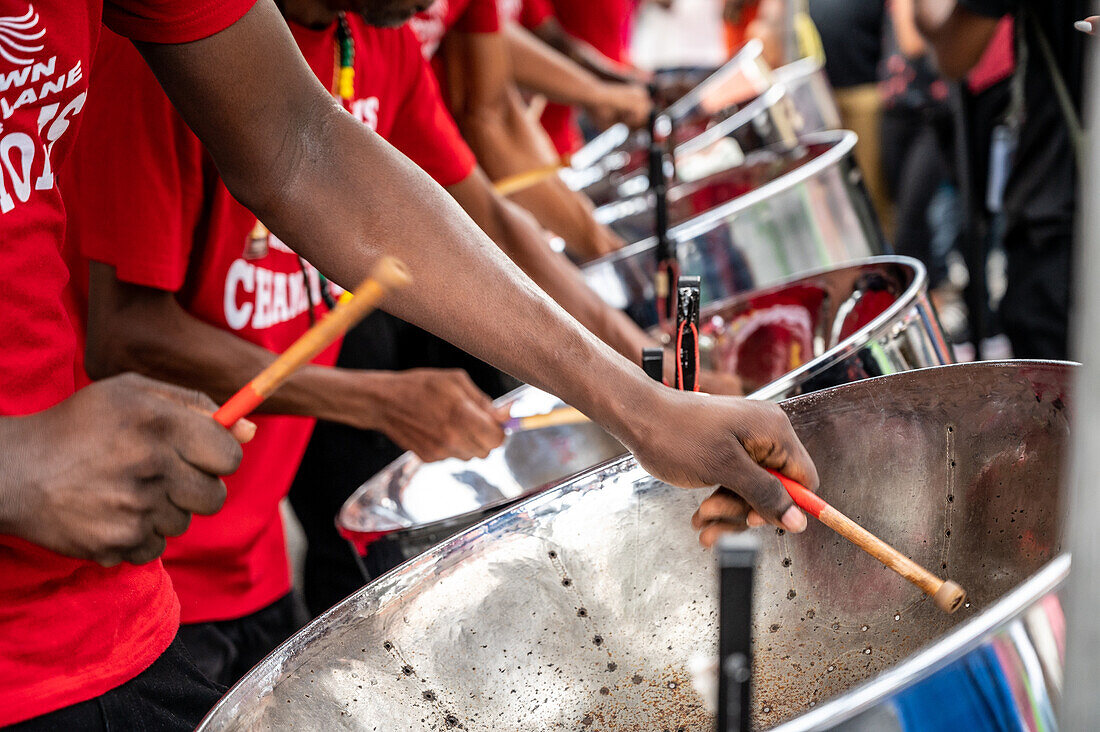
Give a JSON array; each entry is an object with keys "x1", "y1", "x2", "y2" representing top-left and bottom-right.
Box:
[
  {"x1": 289, "y1": 311, "x2": 514, "y2": 618},
  {"x1": 957, "y1": 0, "x2": 1085, "y2": 358},
  {"x1": 178, "y1": 592, "x2": 305, "y2": 688},
  {"x1": 881, "y1": 111, "x2": 955, "y2": 288},
  {"x1": 8, "y1": 637, "x2": 223, "y2": 731},
  {"x1": 808, "y1": 0, "x2": 885, "y2": 88}
]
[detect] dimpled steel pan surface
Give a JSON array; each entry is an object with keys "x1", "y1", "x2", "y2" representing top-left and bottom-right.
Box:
[
  {"x1": 198, "y1": 361, "x2": 1071, "y2": 731},
  {"x1": 338, "y1": 257, "x2": 949, "y2": 579},
  {"x1": 582, "y1": 131, "x2": 884, "y2": 330}
]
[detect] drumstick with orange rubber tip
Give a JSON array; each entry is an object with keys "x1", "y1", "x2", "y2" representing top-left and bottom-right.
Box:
[
  {"x1": 767, "y1": 469, "x2": 967, "y2": 613},
  {"x1": 213, "y1": 256, "x2": 411, "y2": 428}
]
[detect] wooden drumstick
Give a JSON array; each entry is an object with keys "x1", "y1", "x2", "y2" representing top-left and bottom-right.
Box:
[
  {"x1": 213, "y1": 256, "x2": 411, "y2": 427},
  {"x1": 492, "y1": 164, "x2": 563, "y2": 196},
  {"x1": 768, "y1": 469, "x2": 966, "y2": 613},
  {"x1": 504, "y1": 406, "x2": 589, "y2": 432}
]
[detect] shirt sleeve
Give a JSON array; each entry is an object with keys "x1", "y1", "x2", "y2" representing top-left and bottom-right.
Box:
[
  {"x1": 956, "y1": 0, "x2": 1013, "y2": 19},
  {"x1": 102, "y1": 0, "x2": 257, "y2": 44},
  {"x1": 520, "y1": 0, "x2": 553, "y2": 30},
  {"x1": 62, "y1": 31, "x2": 204, "y2": 292},
  {"x1": 386, "y1": 28, "x2": 477, "y2": 187},
  {"x1": 454, "y1": 0, "x2": 502, "y2": 34}
]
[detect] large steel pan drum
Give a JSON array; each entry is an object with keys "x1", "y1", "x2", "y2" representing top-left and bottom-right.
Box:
[
  {"x1": 338, "y1": 257, "x2": 949, "y2": 578},
  {"x1": 199, "y1": 361, "x2": 1072, "y2": 731},
  {"x1": 583, "y1": 131, "x2": 884, "y2": 329}
]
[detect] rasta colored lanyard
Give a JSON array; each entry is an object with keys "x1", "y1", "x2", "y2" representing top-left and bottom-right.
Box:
[
  {"x1": 333, "y1": 12, "x2": 355, "y2": 105},
  {"x1": 298, "y1": 13, "x2": 356, "y2": 314}
]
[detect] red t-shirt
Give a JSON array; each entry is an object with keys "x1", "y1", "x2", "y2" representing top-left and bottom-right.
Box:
[
  {"x1": 63, "y1": 19, "x2": 476, "y2": 626},
  {"x1": 539, "y1": 0, "x2": 637, "y2": 156},
  {"x1": 411, "y1": 0, "x2": 501, "y2": 60},
  {"x1": 0, "y1": 0, "x2": 255, "y2": 726},
  {"x1": 499, "y1": 0, "x2": 552, "y2": 28}
]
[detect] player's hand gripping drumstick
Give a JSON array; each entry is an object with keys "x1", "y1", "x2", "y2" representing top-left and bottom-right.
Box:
[
  {"x1": 213, "y1": 256, "x2": 411, "y2": 427},
  {"x1": 767, "y1": 469, "x2": 967, "y2": 613}
]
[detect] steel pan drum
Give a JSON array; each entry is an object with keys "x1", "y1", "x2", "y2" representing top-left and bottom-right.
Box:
[
  {"x1": 583, "y1": 131, "x2": 884, "y2": 330},
  {"x1": 564, "y1": 47, "x2": 845, "y2": 208},
  {"x1": 339, "y1": 257, "x2": 949, "y2": 577},
  {"x1": 199, "y1": 361, "x2": 1072, "y2": 731}
]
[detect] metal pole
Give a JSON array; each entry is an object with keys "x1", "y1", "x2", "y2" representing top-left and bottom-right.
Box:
[{"x1": 1060, "y1": 2, "x2": 1100, "y2": 724}]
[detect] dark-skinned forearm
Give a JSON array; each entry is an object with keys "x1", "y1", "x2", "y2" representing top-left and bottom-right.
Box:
[
  {"x1": 136, "y1": 1, "x2": 654, "y2": 442},
  {"x1": 84, "y1": 273, "x2": 386, "y2": 429},
  {"x1": 505, "y1": 24, "x2": 610, "y2": 109},
  {"x1": 529, "y1": 19, "x2": 641, "y2": 84},
  {"x1": 459, "y1": 177, "x2": 656, "y2": 359}
]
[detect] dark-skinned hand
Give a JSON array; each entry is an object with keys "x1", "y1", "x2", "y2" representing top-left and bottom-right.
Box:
[
  {"x1": 346, "y1": 369, "x2": 509, "y2": 463},
  {"x1": 621, "y1": 389, "x2": 817, "y2": 545},
  {"x1": 1, "y1": 373, "x2": 253, "y2": 567}
]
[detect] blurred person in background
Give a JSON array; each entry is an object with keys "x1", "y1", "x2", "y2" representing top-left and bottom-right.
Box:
[
  {"x1": 879, "y1": 0, "x2": 965, "y2": 336},
  {"x1": 915, "y1": 0, "x2": 1085, "y2": 359}
]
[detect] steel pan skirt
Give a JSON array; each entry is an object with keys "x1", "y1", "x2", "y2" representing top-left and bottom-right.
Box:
[{"x1": 582, "y1": 131, "x2": 884, "y2": 330}]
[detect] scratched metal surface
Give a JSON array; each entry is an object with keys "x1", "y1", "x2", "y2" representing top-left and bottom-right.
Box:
[{"x1": 199, "y1": 362, "x2": 1071, "y2": 731}]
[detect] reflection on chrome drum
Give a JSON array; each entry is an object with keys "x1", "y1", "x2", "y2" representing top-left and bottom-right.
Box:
[
  {"x1": 583, "y1": 131, "x2": 885, "y2": 330},
  {"x1": 564, "y1": 47, "x2": 840, "y2": 209},
  {"x1": 338, "y1": 257, "x2": 949, "y2": 579},
  {"x1": 197, "y1": 362, "x2": 1072, "y2": 732}
]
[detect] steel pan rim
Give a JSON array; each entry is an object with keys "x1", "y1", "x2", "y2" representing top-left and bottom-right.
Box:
[
  {"x1": 772, "y1": 53, "x2": 825, "y2": 82},
  {"x1": 338, "y1": 255, "x2": 932, "y2": 539},
  {"x1": 582, "y1": 129, "x2": 858, "y2": 270},
  {"x1": 768, "y1": 553, "x2": 1071, "y2": 732},
  {"x1": 568, "y1": 39, "x2": 766, "y2": 171},
  {"x1": 734, "y1": 255, "x2": 933, "y2": 401}
]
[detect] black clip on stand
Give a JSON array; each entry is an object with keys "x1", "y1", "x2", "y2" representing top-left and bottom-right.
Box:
[{"x1": 674, "y1": 275, "x2": 701, "y2": 391}]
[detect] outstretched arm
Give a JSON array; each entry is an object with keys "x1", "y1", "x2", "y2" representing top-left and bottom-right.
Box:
[
  {"x1": 84, "y1": 264, "x2": 508, "y2": 462},
  {"x1": 504, "y1": 22, "x2": 650, "y2": 129},
  {"x1": 137, "y1": 0, "x2": 817, "y2": 535},
  {"x1": 438, "y1": 26, "x2": 627, "y2": 260}
]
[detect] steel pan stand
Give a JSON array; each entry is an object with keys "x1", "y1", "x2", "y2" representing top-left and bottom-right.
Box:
[{"x1": 717, "y1": 532, "x2": 761, "y2": 732}]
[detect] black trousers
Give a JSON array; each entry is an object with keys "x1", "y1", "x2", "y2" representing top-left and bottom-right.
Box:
[
  {"x1": 881, "y1": 108, "x2": 956, "y2": 289},
  {"x1": 1001, "y1": 224, "x2": 1073, "y2": 359},
  {"x1": 288, "y1": 311, "x2": 514, "y2": 618},
  {"x1": 176, "y1": 592, "x2": 304, "y2": 689},
  {"x1": 9, "y1": 636, "x2": 222, "y2": 731}
]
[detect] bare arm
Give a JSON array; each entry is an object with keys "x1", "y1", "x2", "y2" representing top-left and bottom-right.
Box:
[
  {"x1": 84, "y1": 263, "x2": 507, "y2": 461},
  {"x1": 446, "y1": 169, "x2": 654, "y2": 359},
  {"x1": 504, "y1": 23, "x2": 650, "y2": 129},
  {"x1": 913, "y1": 0, "x2": 1000, "y2": 78},
  {"x1": 527, "y1": 17, "x2": 646, "y2": 85},
  {"x1": 438, "y1": 27, "x2": 627, "y2": 260},
  {"x1": 137, "y1": 0, "x2": 818, "y2": 534}
]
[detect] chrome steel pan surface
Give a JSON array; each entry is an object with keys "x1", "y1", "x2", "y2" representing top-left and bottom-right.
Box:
[
  {"x1": 583, "y1": 131, "x2": 885, "y2": 330},
  {"x1": 199, "y1": 361, "x2": 1072, "y2": 731},
  {"x1": 564, "y1": 52, "x2": 836, "y2": 208}
]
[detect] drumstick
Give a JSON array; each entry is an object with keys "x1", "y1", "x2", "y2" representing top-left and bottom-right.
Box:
[
  {"x1": 503, "y1": 406, "x2": 588, "y2": 432},
  {"x1": 767, "y1": 469, "x2": 967, "y2": 614},
  {"x1": 213, "y1": 256, "x2": 411, "y2": 427},
  {"x1": 493, "y1": 164, "x2": 563, "y2": 196}
]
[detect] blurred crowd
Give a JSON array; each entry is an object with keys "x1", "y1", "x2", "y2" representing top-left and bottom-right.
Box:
[{"x1": 715, "y1": 0, "x2": 1084, "y2": 360}]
